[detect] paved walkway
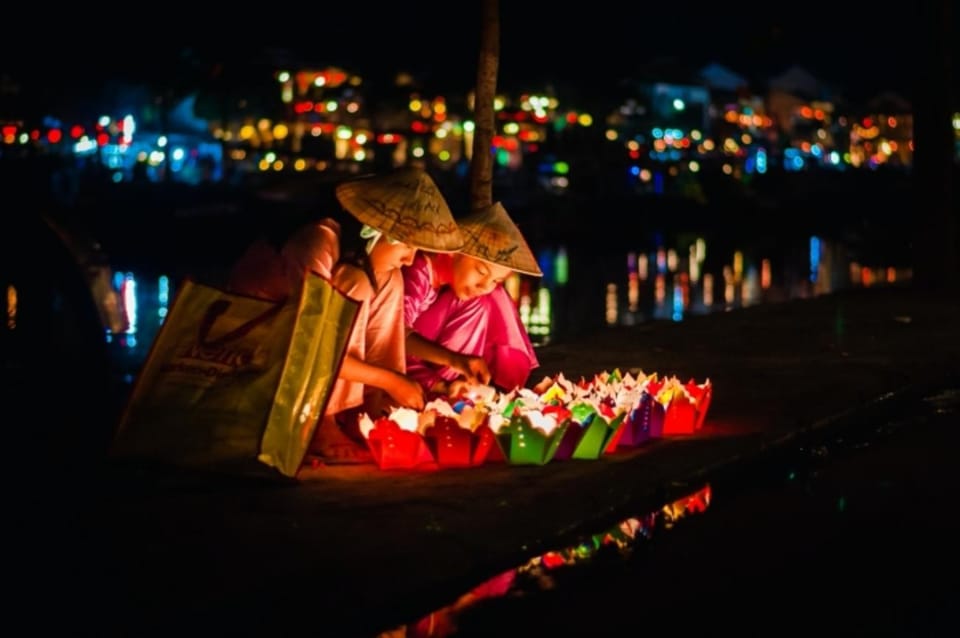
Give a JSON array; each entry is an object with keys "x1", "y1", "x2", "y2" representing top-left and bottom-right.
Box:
[{"x1": 48, "y1": 285, "x2": 960, "y2": 636}]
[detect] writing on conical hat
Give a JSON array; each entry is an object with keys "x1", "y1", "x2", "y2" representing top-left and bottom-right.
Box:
[
  {"x1": 336, "y1": 167, "x2": 463, "y2": 251},
  {"x1": 456, "y1": 202, "x2": 542, "y2": 276}
]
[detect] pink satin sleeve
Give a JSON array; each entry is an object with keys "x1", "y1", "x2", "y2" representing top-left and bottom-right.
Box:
[
  {"x1": 402, "y1": 252, "x2": 438, "y2": 329},
  {"x1": 405, "y1": 284, "x2": 539, "y2": 392}
]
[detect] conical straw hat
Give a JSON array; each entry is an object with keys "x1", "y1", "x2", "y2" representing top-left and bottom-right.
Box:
[
  {"x1": 335, "y1": 167, "x2": 464, "y2": 252},
  {"x1": 456, "y1": 202, "x2": 542, "y2": 276}
]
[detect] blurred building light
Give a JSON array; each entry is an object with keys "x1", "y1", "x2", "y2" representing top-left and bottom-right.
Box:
[
  {"x1": 667, "y1": 249, "x2": 678, "y2": 272},
  {"x1": 7, "y1": 285, "x2": 17, "y2": 330},
  {"x1": 606, "y1": 283, "x2": 618, "y2": 325},
  {"x1": 761, "y1": 259, "x2": 772, "y2": 289},
  {"x1": 555, "y1": 246, "x2": 569, "y2": 286},
  {"x1": 810, "y1": 236, "x2": 821, "y2": 283},
  {"x1": 654, "y1": 274, "x2": 666, "y2": 304}
]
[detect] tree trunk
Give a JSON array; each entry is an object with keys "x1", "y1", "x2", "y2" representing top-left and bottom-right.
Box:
[
  {"x1": 912, "y1": 0, "x2": 957, "y2": 289},
  {"x1": 469, "y1": 0, "x2": 499, "y2": 212}
]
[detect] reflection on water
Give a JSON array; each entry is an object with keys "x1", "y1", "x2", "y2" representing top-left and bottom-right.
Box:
[
  {"x1": 517, "y1": 234, "x2": 910, "y2": 345},
  {"x1": 6, "y1": 284, "x2": 17, "y2": 329},
  {"x1": 104, "y1": 271, "x2": 173, "y2": 379},
  {"x1": 382, "y1": 485, "x2": 712, "y2": 638},
  {"x1": 395, "y1": 388, "x2": 957, "y2": 638},
  {"x1": 91, "y1": 233, "x2": 909, "y2": 375}
]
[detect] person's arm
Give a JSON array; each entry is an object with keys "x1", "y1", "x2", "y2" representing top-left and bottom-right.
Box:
[
  {"x1": 339, "y1": 353, "x2": 424, "y2": 410},
  {"x1": 405, "y1": 331, "x2": 491, "y2": 385},
  {"x1": 282, "y1": 218, "x2": 341, "y2": 280}
]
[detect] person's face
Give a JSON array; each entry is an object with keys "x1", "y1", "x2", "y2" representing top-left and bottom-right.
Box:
[
  {"x1": 450, "y1": 254, "x2": 512, "y2": 299},
  {"x1": 370, "y1": 239, "x2": 417, "y2": 272}
]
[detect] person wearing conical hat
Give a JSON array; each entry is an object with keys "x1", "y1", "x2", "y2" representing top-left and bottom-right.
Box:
[
  {"x1": 402, "y1": 201, "x2": 543, "y2": 393},
  {"x1": 229, "y1": 166, "x2": 464, "y2": 463}
]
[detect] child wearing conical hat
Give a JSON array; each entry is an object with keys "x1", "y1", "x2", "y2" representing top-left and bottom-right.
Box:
[
  {"x1": 402, "y1": 201, "x2": 542, "y2": 394},
  {"x1": 229, "y1": 167, "x2": 464, "y2": 463}
]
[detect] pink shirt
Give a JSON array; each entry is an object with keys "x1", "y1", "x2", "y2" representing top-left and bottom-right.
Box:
[
  {"x1": 228, "y1": 218, "x2": 341, "y2": 301},
  {"x1": 402, "y1": 252, "x2": 539, "y2": 391},
  {"x1": 230, "y1": 218, "x2": 407, "y2": 415},
  {"x1": 402, "y1": 252, "x2": 449, "y2": 329}
]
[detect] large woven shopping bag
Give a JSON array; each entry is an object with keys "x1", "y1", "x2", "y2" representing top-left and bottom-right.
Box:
[{"x1": 112, "y1": 272, "x2": 359, "y2": 477}]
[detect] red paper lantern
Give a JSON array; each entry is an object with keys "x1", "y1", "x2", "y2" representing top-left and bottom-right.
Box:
[
  {"x1": 363, "y1": 418, "x2": 432, "y2": 469},
  {"x1": 423, "y1": 416, "x2": 496, "y2": 468},
  {"x1": 684, "y1": 379, "x2": 713, "y2": 431},
  {"x1": 661, "y1": 390, "x2": 697, "y2": 435}
]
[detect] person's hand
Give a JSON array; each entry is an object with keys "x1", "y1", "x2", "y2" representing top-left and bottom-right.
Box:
[
  {"x1": 451, "y1": 354, "x2": 491, "y2": 385},
  {"x1": 385, "y1": 374, "x2": 425, "y2": 411},
  {"x1": 532, "y1": 375, "x2": 554, "y2": 394},
  {"x1": 446, "y1": 378, "x2": 471, "y2": 398}
]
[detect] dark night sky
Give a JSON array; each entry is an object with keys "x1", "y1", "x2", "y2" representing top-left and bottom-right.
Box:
[
  {"x1": 313, "y1": 2, "x2": 926, "y2": 100},
  {"x1": 2, "y1": 2, "x2": 949, "y2": 115}
]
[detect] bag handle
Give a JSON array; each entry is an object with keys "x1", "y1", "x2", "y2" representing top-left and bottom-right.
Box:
[{"x1": 197, "y1": 298, "x2": 286, "y2": 348}]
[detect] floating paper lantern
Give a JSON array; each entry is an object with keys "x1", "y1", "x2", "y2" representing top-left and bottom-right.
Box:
[
  {"x1": 538, "y1": 381, "x2": 568, "y2": 404},
  {"x1": 603, "y1": 373, "x2": 713, "y2": 445},
  {"x1": 685, "y1": 378, "x2": 713, "y2": 431},
  {"x1": 614, "y1": 388, "x2": 665, "y2": 447},
  {"x1": 554, "y1": 402, "x2": 627, "y2": 460},
  {"x1": 660, "y1": 386, "x2": 696, "y2": 435},
  {"x1": 422, "y1": 415, "x2": 496, "y2": 468},
  {"x1": 491, "y1": 409, "x2": 569, "y2": 465},
  {"x1": 657, "y1": 377, "x2": 712, "y2": 436},
  {"x1": 358, "y1": 409, "x2": 432, "y2": 470},
  {"x1": 361, "y1": 399, "x2": 502, "y2": 469},
  {"x1": 357, "y1": 369, "x2": 712, "y2": 470}
]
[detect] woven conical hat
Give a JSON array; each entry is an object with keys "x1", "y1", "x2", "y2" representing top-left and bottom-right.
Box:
[
  {"x1": 335, "y1": 167, "x2": 464, "y2": 252},
  {"x1": 456, "y1": 202, "x2": 542, "y2": 276}
]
